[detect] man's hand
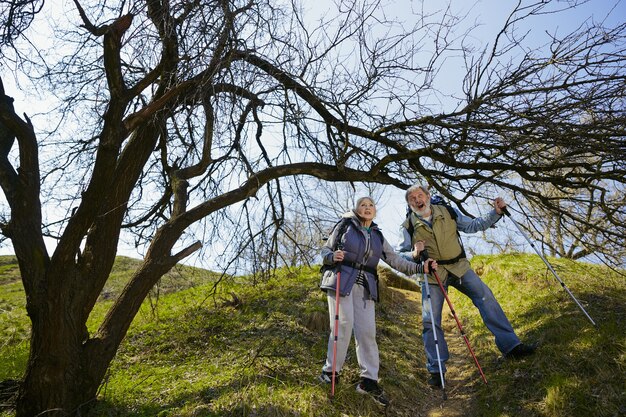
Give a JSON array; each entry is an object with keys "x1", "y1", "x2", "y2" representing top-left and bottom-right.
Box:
[
  {"x1": 494, "y1": 197, "x2": 507, "y2": 215},
  {"x1": 412, "y1": 240, "x2": 425, "y2": 259},
  {"x1": 424, "y1": 259, "x2": 438, "y2": 274},
  {"x1": 333, "y1": 250, "x2": 345, "y2": 262}
]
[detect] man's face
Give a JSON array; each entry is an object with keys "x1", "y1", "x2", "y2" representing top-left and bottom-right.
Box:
[{"x1": 407, "y1": 189, "x2": 431, "y2": 217}]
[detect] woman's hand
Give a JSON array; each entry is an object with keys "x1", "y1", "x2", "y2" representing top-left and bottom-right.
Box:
[
  {"x1": 424, "y1": 259, "x2": 438, "y2": 274},
  {"x1": 333, "y1": 250, "x2": 345, "y2": 262}
]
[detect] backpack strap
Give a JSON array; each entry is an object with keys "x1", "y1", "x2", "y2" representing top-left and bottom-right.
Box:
[
  {"x1": 430, "y1": 195, "x2": 458, "y2": 220},
  {"x1": 404, "y1": 206, "x2": 415, "y2": 238},
  {"x1": 436, "y1": 249, "x2": 467, "y2": 265},
  {"x1": 320, "y1": 218, "x2": 352, "y2": 274},
  {"x1": 342, "y1": 260, "x2": 378, "y2": 275},
  {"x1": 327, "y1": 217, "x2": 352, "y2": 250}
]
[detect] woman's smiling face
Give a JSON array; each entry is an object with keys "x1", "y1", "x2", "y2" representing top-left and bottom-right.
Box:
[{"x1": 356, "y1": 198, "x2": 376, "y2": 222}]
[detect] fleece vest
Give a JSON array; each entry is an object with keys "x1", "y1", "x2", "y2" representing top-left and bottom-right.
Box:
[{"x1": 404, "y1": 204, "x2": 471, "y2": 283}]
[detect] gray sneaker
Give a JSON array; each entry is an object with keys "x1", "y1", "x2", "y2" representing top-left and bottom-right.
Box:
[{"x1": 356, "y1": 378, "x2": 390, "y2": 407}]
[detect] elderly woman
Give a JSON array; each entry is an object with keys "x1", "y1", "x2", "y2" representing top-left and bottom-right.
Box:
[{"x1": 319, "y1": 196, "x2": 436, "y2": 407}]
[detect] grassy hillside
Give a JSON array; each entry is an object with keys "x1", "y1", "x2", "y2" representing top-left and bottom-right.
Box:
[{"x1": 0, "y1": 254, "x2": 624, "y2": 416}]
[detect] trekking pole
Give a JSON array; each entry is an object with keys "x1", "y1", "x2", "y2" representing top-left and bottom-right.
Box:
[
  {"x1": 331, "y1": 246, "x2": 343, "y2": 398},
  {"x1": 431, "y1": 268, "x2": 488, "y2": 384},
  {"x1": 421, "y1": 251, "x2": 447, "y2": 400},
  {"x1": 501, "y1": 207, "x2": 597, "y2": 327}
]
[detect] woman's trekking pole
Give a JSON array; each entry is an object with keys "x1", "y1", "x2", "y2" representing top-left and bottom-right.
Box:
[
  {"x1": 501, "y1": 207, "x2": 597, "y2": 327},
  {"x1": 431, "y1": 268, "x2": 488, "y2": 384},
  {"x1": 421, "y1": 251, "x2": 447, "y2": 399},
  {"x1": 331, "y1": 248, "x2": 343, "y2": 398}
]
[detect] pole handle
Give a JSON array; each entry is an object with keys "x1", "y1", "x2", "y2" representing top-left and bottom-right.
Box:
[
  {"x1": 335, "y1": 244, "x2": 344, "y2": 267},
  {"x1": 420, "y1": 249, "x2": 436, "y2": 273}
]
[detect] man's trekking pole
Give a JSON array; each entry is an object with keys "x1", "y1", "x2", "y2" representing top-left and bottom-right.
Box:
[
  {"x1": 331, "y1": 246, "x2": 343, "y2": 398},
  {"x1": 421, "y1": 251, "x2": 447, "y2": 400},
  {"x1": 501, "y1": 207, "x2": 597, "y2": 327},
  {"x1": 431, "y1": 268, "x2": 488, "y2": 384}
]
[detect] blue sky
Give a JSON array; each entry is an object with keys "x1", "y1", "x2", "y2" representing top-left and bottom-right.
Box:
[{"x1": 321, "y1": 0, "x2": 626, "y2": 253}]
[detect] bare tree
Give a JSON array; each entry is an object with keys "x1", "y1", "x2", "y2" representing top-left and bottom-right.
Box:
[
  {"x1": 513, "y1": 178, "x2": 626, "y2": 263},
  {"x1": 231, "y1": 177, "x2": 387, "y2": 277},
  {"x1": 0, "y1": 0, "x2": 624, "y2": 415},
  {"x1": 0, "y1": 0, "x2": 43, "y2": 55}
]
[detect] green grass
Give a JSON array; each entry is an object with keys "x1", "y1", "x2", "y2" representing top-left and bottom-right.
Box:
[
  {"x1": 454, "y1": 254, "x2": 626, "y2": 417},
  {"x1": 0, "y1": 253, "x2": 625, "y2": 416},
  {"x1": 0, "y1": 256, "x2": 29, "y2": 381},
  {"x1": 0, "y1": 256, "x2": 20, "y2": 286}
]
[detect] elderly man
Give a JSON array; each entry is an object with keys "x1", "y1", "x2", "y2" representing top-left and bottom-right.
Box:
[{"x1": 397, "y1": 184, "x2": 536, "y2": 388}]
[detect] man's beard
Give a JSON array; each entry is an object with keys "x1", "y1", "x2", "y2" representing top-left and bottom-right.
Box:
[{"x1": 413, "y1": 202, "x2": 431, "y2": 218}]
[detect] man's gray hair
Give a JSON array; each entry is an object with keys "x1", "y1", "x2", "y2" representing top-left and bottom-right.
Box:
[{"x1": 405, "y1": 184, "x2": 430, "y2": 202}]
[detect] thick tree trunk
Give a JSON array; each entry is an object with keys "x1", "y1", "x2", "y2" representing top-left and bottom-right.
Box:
[
  {"x1": 15, "y1": 264, "x2": 100, "y2": 417},
  {"x1": 15, "y1": 248, "x2": 185, "y2": 416},
  {"x1": 17, "y1": 337, "x2": 117, "y2": 417},
  {"x1": 17, "y1": 336, "x2": 97, "y2": 417}
]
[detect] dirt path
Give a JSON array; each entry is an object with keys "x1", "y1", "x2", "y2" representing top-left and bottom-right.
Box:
[
  {"x1": 392, "y1": 287, "x2": 482, "y2": 417},
  {"x1": 418, "y1": 318, "x2": 479, "y2": 417}
]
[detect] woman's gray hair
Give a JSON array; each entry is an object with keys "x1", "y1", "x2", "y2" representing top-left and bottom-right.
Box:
[
  {"x1": 405, "y1": 184, "x2": 430, "y2": 202},
  {"x1": 354, "y1": 196, "x2": 376, "y2": 212}
]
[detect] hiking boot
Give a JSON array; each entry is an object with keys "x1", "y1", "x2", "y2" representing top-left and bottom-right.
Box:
[
  {"x1": 356, "y1": 377, "x2": 390, "y2": 407},
  {"x1": 318, "y1": 371, "x2": 339, "y2": 385},
  {"x1": 427, "y1": 373, "x2": 445, "y2": 388},
  {"x1": 506, "y1": 342, "x2": 538, "y2": 359}
]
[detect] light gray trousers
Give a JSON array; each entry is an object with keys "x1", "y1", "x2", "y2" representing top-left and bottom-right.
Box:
[{"x1": 322, "y1": 283, "x2": 379, "y2": 381}]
